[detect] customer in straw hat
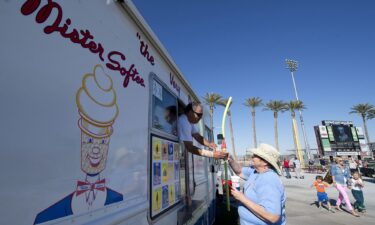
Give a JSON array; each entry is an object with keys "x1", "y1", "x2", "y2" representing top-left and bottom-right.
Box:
[{"x1": 228, "y1": 143, "x2": 286, "y2": 225}]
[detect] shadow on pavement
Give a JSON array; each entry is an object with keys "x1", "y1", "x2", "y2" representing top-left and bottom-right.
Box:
[{"x1": 309, "y1": 199, "x2": 337, "y2": 208}]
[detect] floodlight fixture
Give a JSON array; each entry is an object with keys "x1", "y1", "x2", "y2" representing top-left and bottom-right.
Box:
[
  {"x1": 285, "y1": 59, "x2": 298, "y2": 72},
  {"x1": 285, "y1": 58, "x2": 312, "y2": 161}
]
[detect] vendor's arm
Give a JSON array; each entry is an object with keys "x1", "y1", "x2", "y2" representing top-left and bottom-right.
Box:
[
  {"x1": 192, "y1": 132, "x2": 216, "y2": 150},
  {"x1": 178, "y1": 115, "x2": 222, "y2": 158},
  {"x1": 183, "y1": 141, "x2": 226, "y2": 159}
]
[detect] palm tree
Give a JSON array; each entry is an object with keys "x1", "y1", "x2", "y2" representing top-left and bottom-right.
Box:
[
  {"x1": 349, "y1": 103, "x2": 374, "y2": 143},
  {"x1": 285, "y1": 100, "x2": 306, "y2": 167},
  {"x1": 202, "y1": 93, "x2": 222, "y2": 139},
  {"x1": 367, "y1": 109, "x2": 375, "y2": 120},
  {"x1": 218, "y1": 98, "x2": 237, "y2": 160},
  {"x1": 263, "y1": 100, "x2": 287, "y2": 151},
  {"x1": 244, "y1": 97, "x2": 262, "y2": 148}
]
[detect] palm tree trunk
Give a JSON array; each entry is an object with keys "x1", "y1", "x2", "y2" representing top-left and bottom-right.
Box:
[
  {"x1": 362, "y1": 115, "x2": 371, "y2": 143},
  {"x1": 274, "y1": 112, "x2": 279, "y2": 151},
  {"x1": 291, "y1": 118, "x2": 298, "y2": 153},
  {"x1": 210, "y1": 106, "x2": 214, "y2": 142},
  {"x1": 252, "y1": 110, "x2": 257, "y2": 148},
  {"x1": 228, "y1": 112, "x2": 237, "y2": 160}
]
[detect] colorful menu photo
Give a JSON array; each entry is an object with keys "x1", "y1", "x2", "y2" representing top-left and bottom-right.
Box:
[
  {"x1": 153, "y1": 162, "x2": 161, "y2": 185},
  {"x1": 162, "y1": 141, "x2": 168, "y2": 160},
  {"x1": 168, "y1": 143, "x2": 174, "y2": 161},
  {"x1": 162, "y1": 185, "x2": 169, "y2": 208},
  {"x1": 152, "y1": 187, "x2": 162, "y2": 211},
  {"x1": 162, "y1": 162, "x2": 168, "y2": 183},
  {"x1": 168, "y1": 163, "x2": 174, "y2": 182},
  {"x1": 153, "y1": 138, "x2": 161, "y2": 160},
  {"x1": 169, "y1": 184, "x2": 175, "y2": 204}
]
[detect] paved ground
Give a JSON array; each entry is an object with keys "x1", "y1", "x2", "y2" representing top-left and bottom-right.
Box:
[{"x1": 283, "y1": 173, "x2": 375, "y2": 225}]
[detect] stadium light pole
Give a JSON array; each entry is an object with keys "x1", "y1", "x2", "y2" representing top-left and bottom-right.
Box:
[{"x1": 285, "y1": 59, "x2": 312, "y2": 160}]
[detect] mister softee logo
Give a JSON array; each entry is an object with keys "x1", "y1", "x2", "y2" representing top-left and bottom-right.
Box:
[{"x1": 20, "y1": 0, "x2": 145, "y2": 88}]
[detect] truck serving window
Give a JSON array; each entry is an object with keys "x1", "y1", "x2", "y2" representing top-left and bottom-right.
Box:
[
  {"x1": 152, "y1": 79, "x2": 177, "y2": 137},
  {"x1": 150, "y1": 76, "x2": 181, "y2": 220}
]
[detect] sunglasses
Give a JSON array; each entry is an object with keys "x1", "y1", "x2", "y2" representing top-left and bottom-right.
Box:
[{"x1": 192, "y1": 110, "x2": 203, "y2": 117}]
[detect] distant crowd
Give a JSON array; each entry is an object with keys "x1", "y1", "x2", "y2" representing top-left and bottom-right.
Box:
[
  {"x1": 281, "y1": 157, "x2": 304, "y2": 179},
  {"x1": 281, "y1": 155, "x2": 368, "y2": 217}
]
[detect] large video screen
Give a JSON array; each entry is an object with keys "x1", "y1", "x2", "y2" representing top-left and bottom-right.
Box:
[{"x1": 332, "y1": 125, "x2": 353, "y2": 142}]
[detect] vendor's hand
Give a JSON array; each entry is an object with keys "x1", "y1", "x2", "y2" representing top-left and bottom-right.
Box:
[
  {"x1": 213, "y1": 151, "x2": 228, "y2": 159},
  {"x1": 208, "y1": 142, "x2": 217, "y2": 151},
  {"x1": 231, "y1": 186, "x2": 245, "y2": 202}
]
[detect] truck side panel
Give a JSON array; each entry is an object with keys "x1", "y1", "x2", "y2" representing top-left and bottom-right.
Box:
[{"x1": 0, "y1": 1, "x2": 203, "y2": 224}]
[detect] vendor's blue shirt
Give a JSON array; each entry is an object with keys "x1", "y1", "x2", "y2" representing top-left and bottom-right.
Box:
[{"x1": 238, "y1": 167, "x2": 286, "y2": 225}]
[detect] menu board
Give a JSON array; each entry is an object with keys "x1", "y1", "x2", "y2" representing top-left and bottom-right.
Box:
[{"x1": 151, "y1": 135, "x2": 181, "y2": 218}]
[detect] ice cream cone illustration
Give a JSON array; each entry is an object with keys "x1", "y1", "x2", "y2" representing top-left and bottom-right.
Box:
[
  {"x1": 76, "y1": 64, "x2": 119, "y2": 175},
  {"x1": 34, "y1": 65, "x2": 123, "y2": 224}
]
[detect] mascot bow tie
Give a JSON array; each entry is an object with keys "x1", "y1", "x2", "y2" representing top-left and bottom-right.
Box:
[{"x1": 76, "y1": 179, "x2": 106, "y2": 196}]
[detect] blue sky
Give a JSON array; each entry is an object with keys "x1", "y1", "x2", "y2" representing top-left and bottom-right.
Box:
[{"x1": 132, "y1": 0, "x2": 375, "y2": 155}]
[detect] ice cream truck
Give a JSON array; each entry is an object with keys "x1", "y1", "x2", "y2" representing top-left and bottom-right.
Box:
[{"x1": 0, "y1": 1, "x2": 218, "y2": 224}]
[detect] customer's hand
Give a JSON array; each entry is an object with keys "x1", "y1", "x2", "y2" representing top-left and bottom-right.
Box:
[
  {"x1": 213, "y1": 151, "x2": 228, "y2": 159},
  {"x1": 231, "y1": 186, "x2": 245, "y2": 202}
]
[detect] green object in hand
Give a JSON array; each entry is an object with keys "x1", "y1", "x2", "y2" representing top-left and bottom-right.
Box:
[{"x1": 224, "y1": 160, "x2": 230, "y2": 212}]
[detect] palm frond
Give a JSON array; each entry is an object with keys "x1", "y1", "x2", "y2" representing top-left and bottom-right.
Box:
[
  {"x1": 202, "y1": 93, "x2": 222, "y2": 108},
  {"x1": 244, "y1": 97, "x2": 263, "y2": 108},
  {"x1": 349, "y1": 103, "x2": 374, "y2": 116},
  {"x1": 367, "y1": 109, "x2": 375, "y2": 120},
  {"x1": 263, "y1": 100, "x2": 287, "y2": 112}
]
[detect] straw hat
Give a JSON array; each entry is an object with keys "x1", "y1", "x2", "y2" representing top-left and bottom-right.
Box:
[{"x1": 251, "y1": 143, "x2": 282, "y2": 176}]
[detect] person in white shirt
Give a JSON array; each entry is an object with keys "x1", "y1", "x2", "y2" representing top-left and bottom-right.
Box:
[
  {"x1": 177, "y1": 102, "x2": 227, "y2": 159},
  {"x1": 293, "y1": 157, "x2": 303, "y2": 179},
  {"x1": 350, "y1": 171, "x2": 366, "y2": 212}
]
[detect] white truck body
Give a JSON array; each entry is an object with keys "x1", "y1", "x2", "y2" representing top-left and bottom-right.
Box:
[{"x1": 0, "y1": 1, "x2": 216, "y2": 224}]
